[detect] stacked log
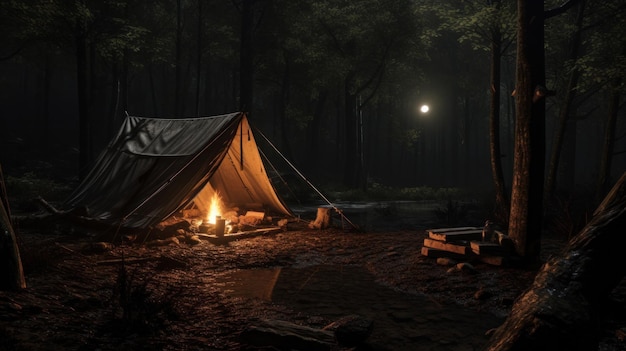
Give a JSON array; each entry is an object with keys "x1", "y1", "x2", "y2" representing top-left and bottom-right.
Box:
[{"x1": 421, "y1": 227, "x2": 514, "y2": 266}]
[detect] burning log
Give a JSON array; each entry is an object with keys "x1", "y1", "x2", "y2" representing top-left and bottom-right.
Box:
[{"x1": 485, "y1": 172, "x2": 626, "y2": 350}]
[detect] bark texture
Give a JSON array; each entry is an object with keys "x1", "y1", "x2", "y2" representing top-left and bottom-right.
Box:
[
  {"x1": 485, "y1": 172, "x2": 626, "y2": 351},
  {"x1": 508, "y1": 0, "x2": 545, "y2": 261}
]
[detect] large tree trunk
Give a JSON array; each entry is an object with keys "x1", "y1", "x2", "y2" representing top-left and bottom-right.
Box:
[
  {"x1": 485, "y1": 172, "x2": 626, "y2": 350},
  {"x1": 508, "y1": 0, "x2": 546, "y2": 261}
]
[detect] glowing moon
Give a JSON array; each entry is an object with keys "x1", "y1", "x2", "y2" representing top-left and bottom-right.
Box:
[{"x1": 420, "y1": 104, "x2": 430, "y2": 113}]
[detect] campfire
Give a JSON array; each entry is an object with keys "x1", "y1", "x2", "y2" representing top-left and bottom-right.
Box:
[
  {"x1": 206, "y1": 193, "x2": 223, "y2": 225},
  {"x1": 180, "y1": 191, "x2": 278, "y2": 238}
]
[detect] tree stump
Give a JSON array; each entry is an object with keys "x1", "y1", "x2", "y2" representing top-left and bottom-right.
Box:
[
  {"x1": 485, "y1": 172, "x2": 626, "y2": 350},
  {"x1": 309, "y1": 207, "x2": 331, "y2": 229}
]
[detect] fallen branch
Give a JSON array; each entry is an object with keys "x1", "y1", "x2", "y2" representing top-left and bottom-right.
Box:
[{"x1": 96, "y1": 257, "x2": 157, "y2": 266}]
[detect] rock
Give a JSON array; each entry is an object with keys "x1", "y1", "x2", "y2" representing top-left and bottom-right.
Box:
[
  {"x1": 474, "y1": 287, "x2": 492, "y2": 300},
  {"x1": 83, "y1": 241, "x2": 114, "y2": 253},
  {"x1": 436, "y1": 257, "x2": 457, "y2": 266},
  {"x1": 278, "y1": 218, "x2": 289, "y2": 229},
  {"x1": 185, "y1": 234, "x2": 202, "y2": 245},
  {"x1": 455, "y1": 262, "x2": 477, "y2": 274},
  {"x1": 323, "y1": 314, "x2": 373, "y2": 347},
  {"x1": 145, "y1": 236, "x2": 180, "y2": 247}
]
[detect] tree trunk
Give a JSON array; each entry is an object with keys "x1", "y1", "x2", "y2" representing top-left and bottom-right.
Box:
[
  {"x1": 343, "y1": 75, "x2": 359, "y2": 188},
  {"x1": 41, "y1": 54, "x2": 51, "y2": 156},
  {"x1": 305, "y1": 90, "x2": 328, "y2": 174},
  {"x1": 76, "y1": 18, "x2": 91, "y2": 180},
  {"x1": 595, "y1": 78, "x2": 621, "y2": 204},
  {"x1": 489, "y1": 5, "x2": 509, "y2": 225},
  {"x1": 175, "y1": 0, "x2": 183, "y2": 116},
  {"x1": 485, "y1": 172, "x2": 626, "y2": 351},
  {"x1": 508, "y1": 0, "x2": 546, "y2": 261},
  {"x1": 239, "y1": 0, "x2": 254, "y2": 113},
  {"x1": 544, "y1": 0, "x2": 585, "y2": 204},
  {"x1": 278, "y1": 50, "x2": 295, "y2": 162},
  {"x1": 195, "y1": 0, "x2": 202, "y2": 116},
  {"x1": 0, "y1": 165, "x2": 26, "y2": 290},
  {"x1": 149, "y1": 64, "x2": 159, "y2": 115}
]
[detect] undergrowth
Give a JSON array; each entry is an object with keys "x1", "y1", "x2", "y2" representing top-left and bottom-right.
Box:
[
  {"x1": 112, "y1": 261, "x2": 180, "y2": 335},
  {"x1": 325, "y1": 183, "x2": 470, "y2": 202},
  {"x1": 5, "y1": 172, "x2": 73, "y2": 212}
]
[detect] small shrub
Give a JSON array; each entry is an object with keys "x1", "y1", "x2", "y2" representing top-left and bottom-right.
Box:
[
  {"x1": 112, "y1": 262, "x2": 180, "y2": 334},
  {"x1": 5, "y1": 172, "x2": 73, "y2": 211}
]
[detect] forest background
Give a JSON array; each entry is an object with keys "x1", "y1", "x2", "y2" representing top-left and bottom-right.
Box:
[{"x1": 0, "y1": 0, "x2": 624, "y2": 233}]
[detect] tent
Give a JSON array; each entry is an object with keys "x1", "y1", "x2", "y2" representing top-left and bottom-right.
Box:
[{"x1": 63, "y1": 112, "x2": 293, "y2": 229}]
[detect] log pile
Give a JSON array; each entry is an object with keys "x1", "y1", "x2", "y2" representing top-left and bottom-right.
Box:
[{"x1": 421, "y1": 226, "x2": 515, "y2": 266}]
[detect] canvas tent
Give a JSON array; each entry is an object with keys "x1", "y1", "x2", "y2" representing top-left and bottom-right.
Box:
[{"x1": 63, "y1": 112, "x2": 293, "y2": 229}]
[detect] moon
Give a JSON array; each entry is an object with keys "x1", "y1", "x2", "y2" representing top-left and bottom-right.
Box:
[{"x1": 420, "y1": 104, "x2": 430, "y2": 113}]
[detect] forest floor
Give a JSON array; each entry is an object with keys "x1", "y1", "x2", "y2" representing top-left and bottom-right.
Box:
[{"x1": 1, "y1": 214, "x2": 626, "y2": 351}]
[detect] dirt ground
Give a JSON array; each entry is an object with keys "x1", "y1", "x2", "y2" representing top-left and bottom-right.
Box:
[{"x1": 1, "y1": 218, "x2": 625, "y2": 351}]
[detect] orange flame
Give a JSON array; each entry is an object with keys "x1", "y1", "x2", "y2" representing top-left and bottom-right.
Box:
[{"x1": 206, "y1": 193, "x2": 223, "y2": 224}]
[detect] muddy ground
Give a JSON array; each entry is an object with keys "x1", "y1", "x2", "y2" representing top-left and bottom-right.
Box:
[{"x1": 1, "y1": 217, "x2": 626, "y2": 351}]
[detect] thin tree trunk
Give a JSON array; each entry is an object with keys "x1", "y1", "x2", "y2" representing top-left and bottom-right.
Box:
[
  {"x1": 41, "y1": 54, "x2": 51, "y2": 156},
  {"x1": 175, "y1": 0, "x2": 183, "y2": 116},
  {"x1": 508, "y1": 0, "x2": 546, "y2": 261},
  {"x1": 239, "y1": 0, "x2": 254, "y2": 112},
  {"x1": 278, "y1": 51, "x2": 294, "y2": 161},
  {"x1": 195, "y1": 0, "x2": 202, "y2": 116},
  {"x1": 0, "y1": 164, "x2": 26, "y2": 290},
  {"x1": 544, "y1": 0, "x2": 585, "y2": 204},
  {"x1": 306, "y1": 90, "x2": 328, "y2": 174},
  {"x1": 595, "y1": 79, "x2": 621, "y2": 203},
  {"x1": 486, "y1": 172, "x2": 626, "y2": 351},
  {"x1": 489, "y1": 8, "x2": 509, "y2": 224},
  {"x1": 76, "y1": 18, "x2": 91, "y2": 179},
  {"x1": 148, "y1": 64, "x2": 159, "y2": 115},
  {"x1": 343, "y1": 74, "x2": 359, "y2": 188}
]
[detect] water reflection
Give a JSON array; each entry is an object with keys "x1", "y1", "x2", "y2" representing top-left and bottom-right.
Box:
[
  {"x1": 219, "y1": 267, "x2": 282, "y2": 301},
  {"x1": 218, "y1": 265, "x2": 503, "y2": 350}
]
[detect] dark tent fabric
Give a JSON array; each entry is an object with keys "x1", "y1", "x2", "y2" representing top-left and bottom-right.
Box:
[{"x1": 63, "y1": 112, "x2": 292, "y2": 228}]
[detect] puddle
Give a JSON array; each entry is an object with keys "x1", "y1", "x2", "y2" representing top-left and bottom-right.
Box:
[{"x1": 218, "y1": 265, "x2": 503, "y2": 350}]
